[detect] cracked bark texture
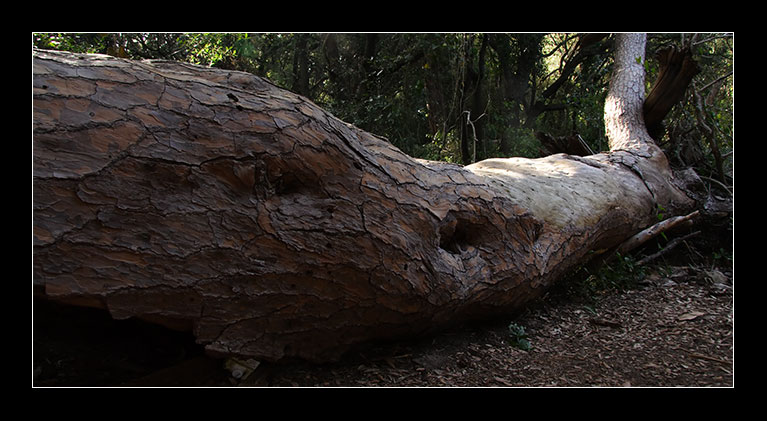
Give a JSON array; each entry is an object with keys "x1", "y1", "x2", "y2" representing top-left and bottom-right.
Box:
[{"x1": 33, "y1": 34, "x2": 694, "y2": 362}]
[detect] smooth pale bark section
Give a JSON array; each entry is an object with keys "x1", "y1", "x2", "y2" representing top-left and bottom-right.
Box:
[
  {"x1": 467, "y1": 155, "x2": 651, "y2": 231},
  {"x1": 32, "y1": 39, "x2": 694, "y2": 362},
  {"x1": 466, "y1": 34, "x2": 694, "y2": 256}
]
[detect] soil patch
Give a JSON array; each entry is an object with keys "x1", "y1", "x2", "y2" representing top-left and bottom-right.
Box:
[{"x1": 245, "y1": 265, "x2": 733, "y2": 387}]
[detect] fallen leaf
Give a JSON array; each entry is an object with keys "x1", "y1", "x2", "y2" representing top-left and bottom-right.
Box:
[
  {"x1": 384, "y1": 357, "x2": 397, "y2": 369},
  {"x1": 494, "y1": 376, "x2": 515, "y2": 387},
  {"x1": 678, "y1": 311, "x2": 705, "y2": 321},
  {"x1": 589, "y1": 318, "x2": 622, "y2": 328}
]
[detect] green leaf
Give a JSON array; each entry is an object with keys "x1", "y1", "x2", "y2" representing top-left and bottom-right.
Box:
[
  {"x1": 508, "y1": 323, "x2": 532, "y2": 351},
  {"x1": 516, "y1": 338, "x2": 532, "y2": 351}
]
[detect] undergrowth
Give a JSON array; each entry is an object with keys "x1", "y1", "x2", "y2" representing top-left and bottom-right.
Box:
[{"x1": 552, "y1": 253, "x2": 648, "y2": 305}]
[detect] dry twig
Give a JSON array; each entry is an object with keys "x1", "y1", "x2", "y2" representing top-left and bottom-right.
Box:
[{"x1": 637, "y1": 231, "x2": 702, "y2": 266}]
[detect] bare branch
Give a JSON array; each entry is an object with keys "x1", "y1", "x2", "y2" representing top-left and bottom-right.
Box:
[
  {"x1": 698, "y1": 71, "x2": 733, "y2": 93},
  {"x1": 637, "y1": 231, "x2": 702, "y2": 265},
  {"x1": 692, "y1": 33, "x2": 733, "y2": 47},
  {"x1": 692, "y1": 81, "x2": 726, "y2": 182}
]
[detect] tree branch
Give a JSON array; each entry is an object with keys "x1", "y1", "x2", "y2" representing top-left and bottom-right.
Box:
[
  {"x1": 616, "y1": 211, "x2": 700, "y2": 256},
  {"x1": 636, "y1": 231, "x2": 701, "y2": 265},
  {"x1": 691, "y1": 33, "x2": 733, "y2": 47},
  {"x1": 692, "y1": 82, "x2": 726, "y2": 182},
  {"x1": 698, "y1": 71, "x2": 733, "y2": 93}
]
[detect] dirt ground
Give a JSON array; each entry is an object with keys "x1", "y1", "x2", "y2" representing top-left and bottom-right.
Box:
[
  {"x1": 243, "y1": 264, "x2": 734, "y2": 388},
  {"x1": 33, "y1": 245, "x2": 734, "y2": 388}
]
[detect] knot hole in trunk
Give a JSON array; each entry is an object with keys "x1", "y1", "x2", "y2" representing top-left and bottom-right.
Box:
[
  {"x1": 251, "y1": 157, "x2": 324, "y2": 199},
  {"x1": 438, "y1": 212, "x2": 484, "y2": 255}
]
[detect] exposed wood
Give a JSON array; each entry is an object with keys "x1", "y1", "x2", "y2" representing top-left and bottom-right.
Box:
[
  {"x1": 643, "y1": 46, "x2": 700, "y2": 141},
  {"x1": 32, "y1": 35, "x2": 696, "y2": 362}
]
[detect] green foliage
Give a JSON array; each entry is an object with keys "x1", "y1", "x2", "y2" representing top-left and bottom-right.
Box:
[
  {"x1": 507, "y1": 323, "x2": 532, "y2": 351},
  {"x1": 712, "y1": 247, "x2": 732, "y2": 266},
  {"x1": 595, "y1": 254, "x2": 647, "y2": 291},
  {"x1": 185, "y1": 33, "x2": 249, "y2": 68},
  {"x1": 496, "y1": 126, "x2": 542, "y2": 158},
  {"x1": 655, "y1": 205, "x2": 669, "y2": 241},
  {"x1": 555, "y1": 253, "x2": 648, "y2": 304},
  {"x1": 33, "y1": 33, "x2": 113, "y2": 54}
]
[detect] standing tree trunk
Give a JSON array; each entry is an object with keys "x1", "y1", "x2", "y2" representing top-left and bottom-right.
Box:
[
  {"x1": 290, "y1": 34, "x2": 311, "y2": 97},
  {"x1": 33, "y1": 34, "x2": 695, "y2": 362}
]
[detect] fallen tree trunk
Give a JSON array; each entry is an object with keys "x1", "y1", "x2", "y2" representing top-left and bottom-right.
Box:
[{"x1": 33, "y1": 34, "x2": 696, "y2": 362}]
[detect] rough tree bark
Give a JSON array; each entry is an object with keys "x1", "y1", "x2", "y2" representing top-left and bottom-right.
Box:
[{"x1": 33, "y1": 34, "x2": 696, "y2": 362}]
